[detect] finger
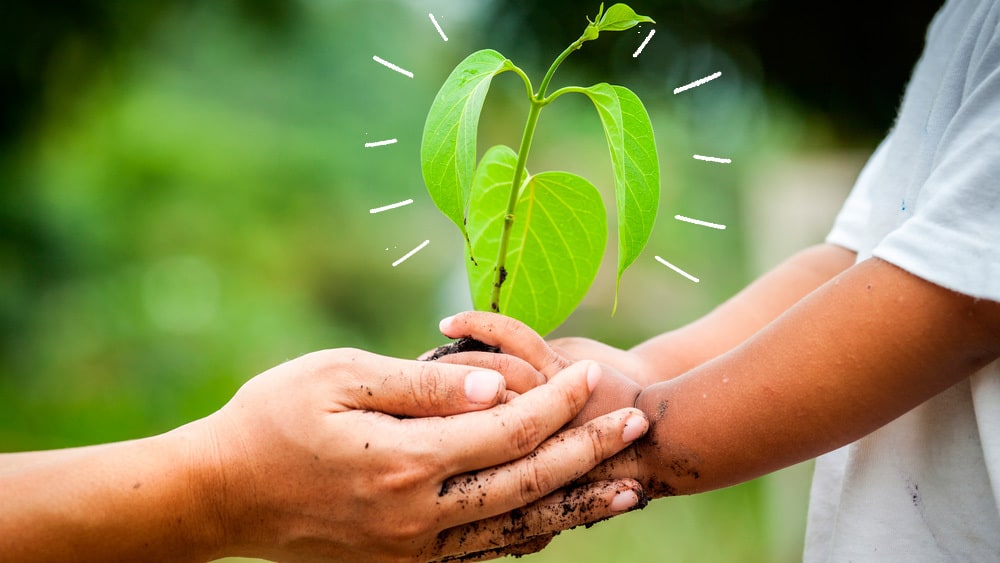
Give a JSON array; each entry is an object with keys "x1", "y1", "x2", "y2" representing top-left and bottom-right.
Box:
[
  {"x1": 429, "y1": 535, "x2": 554, "y2": 563},
  {"x1": 436, "y1": 405, "x2": 649, "y2": 527},
  {"x1": 491, "y1": 535, "x2": 554, "y2": 558},
  {"x1": 428, "y1": 480, "x2": 645, "y2": 561},
  {"x1": 340, "y1": 354, "x2": 508, "y2": 417},
  {"x1": 430, "y1": 351, "x2": 545, "y2": 394},
  {"x1": 428, "y1": 361, "x2": 603, "y2": 473},
  {"x1": 439, "y1": 312, "x2": 571, "y2": 378},
  {"x1": 580, "y1": 445, "x2": 658, "y2": 494}
]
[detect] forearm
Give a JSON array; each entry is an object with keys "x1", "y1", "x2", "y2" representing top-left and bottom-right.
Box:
[
  {"x1": 0, "y1": 422, "x2": 222, "y2": 562},
  {"x1": 627, "y1": 258, "x2": 1000, "y2": 497},
  {"x1": 631, "y1": 243, "x2": 856, "y2": 381},
  {"x1": 0, "y1": 445, "x2": 118, "y2": 476}
]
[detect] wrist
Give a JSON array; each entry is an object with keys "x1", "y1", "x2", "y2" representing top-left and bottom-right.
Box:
[
  {"x1": 631, "y1": 384, "x2": 689, "y2": 498},
  {"x1": 170, "y1": 415, "x2": 251, "y2": 560}
]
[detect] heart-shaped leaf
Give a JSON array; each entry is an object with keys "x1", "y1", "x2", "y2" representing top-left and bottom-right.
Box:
[
  {"x1": 421, "y1": 49, "x2": 510, "y2": 246},
  {"x1": 582, "y1": 83, "x2": 659, "y2": 309},
  {"x1": 465, "y1": 145, "x2": 607, "y2": 336}
]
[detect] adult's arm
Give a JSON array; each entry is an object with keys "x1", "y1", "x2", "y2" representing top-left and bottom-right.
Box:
[{"x1": 0, "y1": 350, "x2": 648, "y2": 562}]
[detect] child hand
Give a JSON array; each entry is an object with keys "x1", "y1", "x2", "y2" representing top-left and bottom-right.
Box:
[{"x1": 436, "y1": 311, "x2": 645, "y2": 427}]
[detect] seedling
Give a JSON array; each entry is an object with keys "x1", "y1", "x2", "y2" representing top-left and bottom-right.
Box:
[{"x1": 421, "y1": 3, "x2": 659, "y2": 336}]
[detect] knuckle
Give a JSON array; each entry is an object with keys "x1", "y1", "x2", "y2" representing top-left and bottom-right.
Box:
[
  {"x1": 409, "y1": 364, "x2": 445, "y2": 412},
  {"x1": 583, "y1": 421, "x2": 611, "y2": 464},
  {"x1": 374, "y1": 453, "x2": 440, "y2": 496},
  {"x1": 506, "y1": 411, "x2": 545, "y2": 455},
  {"x1": 551, "y1": 353, "x2": 573, "y2": 371},
  {"x1": 552, "y1": 374, "x2": 588, "y2": 417},
  {"x1": 296, "y1": 348, "x2": 358, "y2": 380},
  {"x1": 517, "y1": 455, "x2": 557, "y2": 501},
  {"x1": 384, "y1": 517, "x2": 434, "y2": 546},
  {"x1": 304, "y1": 347, "x2": 357, "y2": 365},
  {"x1": 492, "y1": 354, "x2": 513, "y2": 373},
  {"x1": 501, "y1": 316, "x2": 524, "y2": 338}
]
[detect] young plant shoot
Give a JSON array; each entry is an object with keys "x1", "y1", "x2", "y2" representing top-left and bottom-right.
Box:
[{"x1": 421, "y1": 3, "x2": 659, "y2": 336}]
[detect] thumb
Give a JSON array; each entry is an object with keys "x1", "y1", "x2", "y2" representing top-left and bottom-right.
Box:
[{"x1": 346, "y1": 357, "x2": 509, "y2": 417}]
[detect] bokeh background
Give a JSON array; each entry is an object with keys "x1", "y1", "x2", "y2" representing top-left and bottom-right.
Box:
[{"x1": 1, "y1": 0, "x2": 940, "y2": 561}]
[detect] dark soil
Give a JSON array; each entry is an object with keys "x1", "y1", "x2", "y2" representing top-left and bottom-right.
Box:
[{"x1": 423, "y1": 336, "x2": 500, "y2": 361}]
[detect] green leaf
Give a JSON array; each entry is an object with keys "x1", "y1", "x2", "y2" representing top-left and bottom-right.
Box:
[
  {"x1": 582, "y1": 83, "x2": 659, "y2": 309},
  {"x1": 421, "y1": 49, "x2": 509, "y2": 243},
  {"x1": 598, "y1": 3, "x2": 655, "y2": 32},
  {"x1": 465, "y1": 145, "x2": 607, "y2": 336}
]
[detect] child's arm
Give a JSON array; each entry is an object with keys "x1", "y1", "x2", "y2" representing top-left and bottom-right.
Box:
[
  {"x1": 439, "y1": 256, "x2": 1000, "y2": 498},
  {"x1": 546, "y1": 243, "x2": 857, "y2": 386},
  {"x1": 631, "y1": 242, "x2": 857, "y2": 383}
]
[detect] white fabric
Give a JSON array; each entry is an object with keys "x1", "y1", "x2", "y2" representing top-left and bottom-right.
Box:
[{"x1": 805, "y1": 0, "x2": 1000, "y2": 560}]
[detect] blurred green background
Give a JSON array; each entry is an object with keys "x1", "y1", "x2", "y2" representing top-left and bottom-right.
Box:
[{"x1": 1, "y1": 0, "x2": 939, "y2": 561}]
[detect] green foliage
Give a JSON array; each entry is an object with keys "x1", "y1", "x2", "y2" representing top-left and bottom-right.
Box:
[
  {"x1": 595, "y1": 3, "x2": 656, "y2": 32},
  {"x1": 420, "y1": 49, "x2": 511, "y2": 248},
  {"x1": 420, "y1": 3, "x2": 658, "y2": 335},
  {"x1": 581, "y1": 83, "x2": 659, "y2": 310},
  {"x1": 465, "y1": 146, "x2": 606, "y2": 336}
]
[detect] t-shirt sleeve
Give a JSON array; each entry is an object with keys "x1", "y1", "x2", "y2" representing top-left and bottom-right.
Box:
[
  {"x1": 873, "y1": 40, "x2": 1000, "y2": 303},
  {"x1": 825, "y1": 139, "x2": 891, "y2": 256}
]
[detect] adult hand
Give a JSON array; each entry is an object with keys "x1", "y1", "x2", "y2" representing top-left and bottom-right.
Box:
[
  {"x1": 0, "y1": 348, "x2": 648, "y2": 563},
  {"x1": 197, "y1": 348, "x2": 649, "y2": 562}
]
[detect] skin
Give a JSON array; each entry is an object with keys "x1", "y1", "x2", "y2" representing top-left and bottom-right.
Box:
[
  {"x1": 438, "y1": 243, "x2": 1000, "y2": 501},
  {"x1": 0, "y1": 349, "x2": 649, "y2": 562}
]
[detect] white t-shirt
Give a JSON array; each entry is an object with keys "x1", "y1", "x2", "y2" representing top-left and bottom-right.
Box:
[{"x1": 805, "y1": 0, "x2": 1000, "y2": 560}]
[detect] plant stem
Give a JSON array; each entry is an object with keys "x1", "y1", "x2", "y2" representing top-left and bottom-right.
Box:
[
  {"x1": 488, "y1": 32, "x2": 590, "y2": 313},
  {"x1": 490, "y1": 100, "x2": 542, "y2": 312},
  {"x1": 537, "y1": 38, "x2": 586, "y2": 101}
]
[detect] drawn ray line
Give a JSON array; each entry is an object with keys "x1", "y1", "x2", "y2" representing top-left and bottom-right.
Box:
[
  {"x1": 429, "y1": 13, "x2": 449, "y2": 42},
  {"x1": 365, "y1": 138, "x2": 398, "y2": 148},
  {"x1": 633, "y1": 29, "x2": 655, "y2": 58},
  {"x1": 693, "y1": 154, "x2": 732, "y2": 164},
  {"x1": 370, "y1": 199, "x2": 414, "y2": 214},
  {"x1": 674, "y1": 71, "x2": 722, "y2": 94},
  {"x1": 674, "y1": 215, "x2": 727, "y2": 230},
  {"x1": 393, "y1": 240, "x2": 430, "y2": 267},
  {"x1": 372, "y1": 55, "x2": 414, "y2": 78},
  {"x1": 655, "y1": 256, "x2": 700, "y2": 283}
]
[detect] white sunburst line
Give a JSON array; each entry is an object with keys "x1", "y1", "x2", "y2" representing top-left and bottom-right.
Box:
[
  {"x1": 655, "y1": 256, "x2": 700, "y2": 283},
  {"x1": 674, "y1": 71, "x2": 722, "y2": 94},
  {"x1": 392, "y1": 240, "x2": 430, "y2": 267},
  {"x1": 369, "y1": 199, "x2": 414, "y2": 214},
  {"x1": 633, "y1": 29, "x2": 655, "y2": 58},
  {"x1": 372, "y1": 55, "x2": 414, "y2": 78},
  {"x1": 364, "y1": 138, "x2": 398, "y2": 148},
  {"x1": 693, "y1": 154, "x2": 732, "y2": 164},
  {"x1": 429, "y1": 13, "x2": 449, "y2": 42},
  {"x1": 674, "y1": 215, "x2": 727, "y2": 230}
]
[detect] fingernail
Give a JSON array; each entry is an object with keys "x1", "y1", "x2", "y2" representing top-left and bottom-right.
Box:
[
  {"x1": 465, "y1": 370, "x2": 502, "y2": 404},
  {"x1": 438, "y1": 315, "x2": 456, "y2": 334},
  {"x1": 586, "y1": 362, "x2": 603, "y2": 392},
  {"x1": 622, "y1": 414, "x2": 648, "y2": 442},
  {"x1": 610, "y1": 490, "x2": 639, "y2": 513}
]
